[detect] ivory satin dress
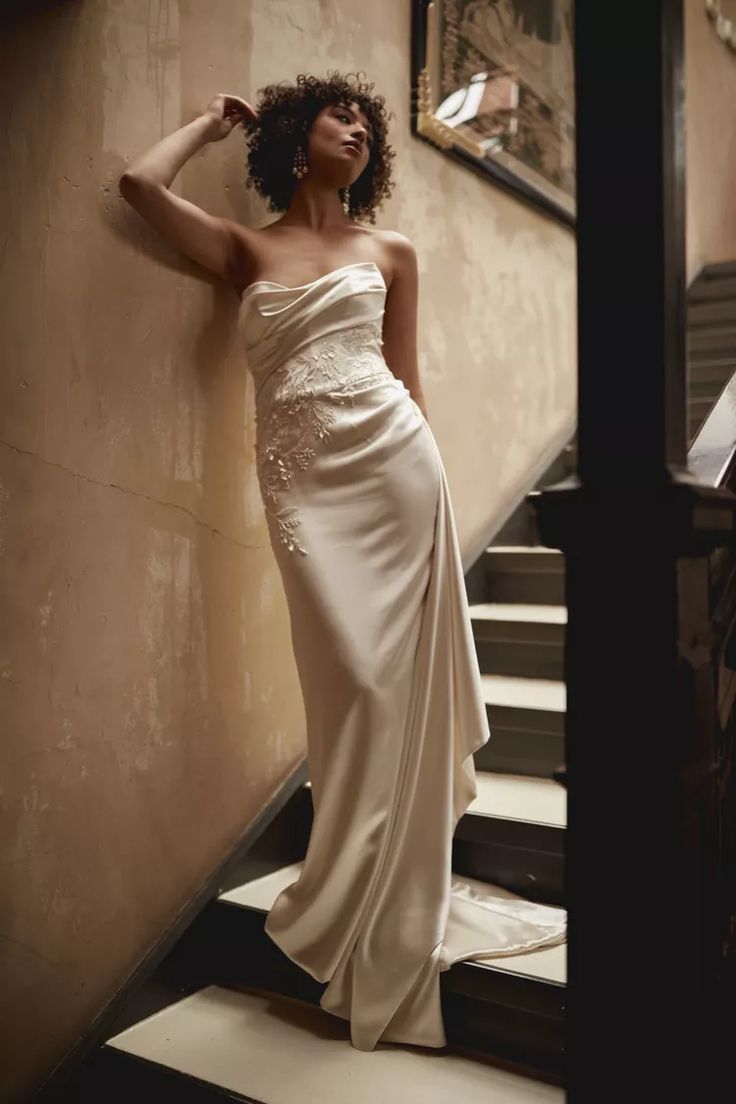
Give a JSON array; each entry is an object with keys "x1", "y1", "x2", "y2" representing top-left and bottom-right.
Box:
[{"x1": 238, "y1": 261, "x2": 566, "y2": 1051}]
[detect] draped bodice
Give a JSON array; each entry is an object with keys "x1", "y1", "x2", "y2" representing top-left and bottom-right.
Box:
[{"x1": 238, "y1": 261, "x2": 391, "y2": 411}]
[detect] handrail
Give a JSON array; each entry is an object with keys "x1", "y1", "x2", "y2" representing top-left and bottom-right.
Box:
[{"x1": 688, "y1": 372, "x2": 736, "y2": 488}]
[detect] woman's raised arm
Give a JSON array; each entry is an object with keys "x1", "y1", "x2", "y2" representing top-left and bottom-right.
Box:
[{"x1": 118, "y1": 94, "x2": 256, "y2": 286}]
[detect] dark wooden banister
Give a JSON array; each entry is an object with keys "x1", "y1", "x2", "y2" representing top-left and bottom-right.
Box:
[
  {"x1": 531, "y1": 3, "x2": 736, "y2": 1097},
  {"x1": 689, "y1": 371, "x2": 736, "y2": 489}
]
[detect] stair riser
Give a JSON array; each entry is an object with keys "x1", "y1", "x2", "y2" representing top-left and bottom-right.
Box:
[
  {"x1": 689, "y1": 274, "x2": 736, "y2": 302},
  {"x1": 485, "y1": 549, "x2": 564, "y2": 574},
  {"x1": 688, "y1": 301, "x2": 736, "y2": 327},
  {"x1": 491, "y1": 507, "x2": 541, "y2": 548},
  {"x1": 473, "y1": 619, "x2": 565, "y2": 645},
  {"x1": 688, "y1": 330, "x2": 736, "y2": 356},
  {"x1": 485, "y1": 573, "x2": 566, "y2": 606},
  {"x1": 453, "y1": 816, "x2": 565, "y2": 906},
  {"x1": 475, "y1": 639, "x2": 564, "y2": 681},
  {"x1": 689, "y1": 351, "x2": 736, "y2": 372},
  {"x1": 441, "y1": 991, "x2": 563, "y2": 1079},
  {"x1": 477, "y1": 713, "x2": 564, "y2": 779},
  {"x1": 700, "y1": 261, "x2": 736, "y2": 278},
  {"x1": 689, "y1": 397, "x2": 716, "y2": 415},
  {"x1": 688, "y1": 378, "x2": 730, "y2": 400},
  {"x1": 452, "y1": 836, "x2": 564, "y2": 907}
]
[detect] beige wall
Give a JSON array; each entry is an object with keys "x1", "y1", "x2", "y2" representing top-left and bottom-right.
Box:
[
  {"x1": 1, "y1": 2, "x2": 577, "y2": 1100},
  {"x1": 686, "y1": 0, "x2": 736, "y2": 280}
]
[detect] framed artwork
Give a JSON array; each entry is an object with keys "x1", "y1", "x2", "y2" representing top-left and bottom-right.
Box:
[{"x1": 411, "y1": 0, "x2": 576, "y2": 227}]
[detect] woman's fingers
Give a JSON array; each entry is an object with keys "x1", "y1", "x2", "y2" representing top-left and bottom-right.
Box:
[{"x1": 223, "y1": 94, "x2": 258, "y2": 122}]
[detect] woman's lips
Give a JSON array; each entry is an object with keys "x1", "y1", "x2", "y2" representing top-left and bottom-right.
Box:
[{"x1": 343, "y1": 142, "x2": 361, "y2": 154}]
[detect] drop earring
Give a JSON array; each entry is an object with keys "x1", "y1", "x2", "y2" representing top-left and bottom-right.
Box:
[
  {"x1": 292, "y1": 145, "x2": 308, "y2": 179},
  {"x1": 341, "y1": 185, "x2": 351, "y2": 216}
]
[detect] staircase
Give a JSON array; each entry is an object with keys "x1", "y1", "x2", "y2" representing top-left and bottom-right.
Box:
[{"x1": 46, "y1": 263, "x2": 736, "y2": 1103}]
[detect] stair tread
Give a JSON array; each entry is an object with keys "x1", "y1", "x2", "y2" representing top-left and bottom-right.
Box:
[
  {"x1": 470, "y1": 602, "x2": 567, "y2": 624},
  {"x1": 486, "y1": 545, "x2": 561, "y2": 555},
  {"x1": 481, "y1": 673, "x2": 566, "y2": 712},
  {"x1": 219, "y1": 863, "x2": 566, "y2": 982},
  {"x1": 302, "y1": 770, "x2": 566, "y2": 827},
  {"x1": 106, "y1": 985, "x2": 564, "y2": 1101},
  {"x1": 470, "y1": 771, "x2": 567, "y2": 828}
]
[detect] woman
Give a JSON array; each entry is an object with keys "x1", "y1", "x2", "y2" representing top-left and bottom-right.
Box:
[{"x1": 120, "y1": 70, "x2": 565, "y2": 1052}]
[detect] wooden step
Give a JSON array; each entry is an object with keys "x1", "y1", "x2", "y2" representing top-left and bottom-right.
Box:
[
  {"x1": 689, "y1": 273, "x2": 736, "y2": 303},
  {"x1": 477, "y1": 673, "x2": 565, "y2": 779},
  {"x1": 454, "y1": 772, "x2": 566, "y2": 906},
  {"x1": 688, "y1": 299, "x2": 736, "y2": 327},
  {"x1": 210, "y1": 859, "x2": 566, "y2": 1078},
  {"x1": 90, "y1": 985, "x2": 565, "y2": 1102},
  {"x1": 273, "y1": 776, "x2": 567, "y2": 906},
  {"x1": 699, "y1": 260, "x2": 736, "y2": 280},
  {"x1": 688, "y1": 326, "x2": 736, "y2": 356},
  {"x1": 687, "y1": 355, "x2": 736, "y2": 384},
  {"x1": 688, "y1": 376, "x2": 730, "y2": 401},
  {"x1": 471, "y1": 602, "x2": 566, "y2": 680},
  {"x1": 484, "y1": 547, "x2": 565, "y2": 607},
  {"x1": 490, "y1": 502, "x2": 541, "y2": 549}
]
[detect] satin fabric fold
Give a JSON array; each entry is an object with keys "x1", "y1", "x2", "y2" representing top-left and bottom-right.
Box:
[{"x1": 238, "y1": 262, "x2": 566, "y2": 1051}]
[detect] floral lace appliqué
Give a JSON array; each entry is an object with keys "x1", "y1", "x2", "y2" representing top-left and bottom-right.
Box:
[{"x1": 256, "y1": 322, "x2": 393, "y2": 556}]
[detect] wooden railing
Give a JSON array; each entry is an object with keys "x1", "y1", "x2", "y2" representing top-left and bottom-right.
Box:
[
  {"x1": 687, "y1": 370, "x2": 736, "y2": 989},
  {"x1": 532, "y1": 2, "x2": 736, "y2": 1097}
]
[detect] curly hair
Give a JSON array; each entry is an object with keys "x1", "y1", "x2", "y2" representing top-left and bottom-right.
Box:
[{"x1": 242, "y1": 70, "x2": 396, "y2": 224}]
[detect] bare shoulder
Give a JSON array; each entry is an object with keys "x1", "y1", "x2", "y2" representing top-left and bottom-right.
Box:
[
  {"x1": 379, "y1": 230, "x2": 417, "y2": 285},
  {"x1": 362, "y1": 227, "x2": 418, "y2": 289}
]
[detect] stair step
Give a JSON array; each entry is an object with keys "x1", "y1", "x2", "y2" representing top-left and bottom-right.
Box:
[
  {"x1": 688, "y1": 360, "x2": 736, "y2": 392},
  {"x1": 688, "y1": 396, "x2": 716, "y2": 414},
  {"x1": 688, "y1": 375, "x2": 730, "y2": 400},
  {"x1": 214, "y1": 862, "x2": 565, "y2": 1076},
  {"x1": 478, "y1": 674, "x2": 565, "y2": 780},
  {"x1": 484, "y1": 547, "x2": 565, "y2": 606},
  {"x1": 470, "y1": 602, "x2": 567, "y2": 625},
  {"x1": 688, "y1": 299, "x2": 736, "y2": 327},
  {"x1": 491, "y1": 504, "x2": 543, "y2": 549},
  {"x1": 471, "y1": 603, "x2": 566, "y2": 680},
  {"x1": 98, "y1": 985, "x2": 563, "y2": 1102},
  {"x1": 302, "y1": 772, "x2": 566, "y2": 828},
  {"x1": 468, "y1": 770, "x2": 566, "y2": 827},
  {"x1": 689, "y1": 274, "x2": 736, "y2": 303},
  {"x1": 700, "y1": 260, "x2": 736, "y2": 279},
  {"x1": 303, "y1": 770, "x2": 565, "y2": 906},
  {"x1": 688, "y1": 326, "x2": 736, "y2": 355},
  {"x1": 481, "y1": 672, "x2": 566, "y2": 713},
  {"x1": 454, "y1": 771, "x2": 565, "y2": 905}
]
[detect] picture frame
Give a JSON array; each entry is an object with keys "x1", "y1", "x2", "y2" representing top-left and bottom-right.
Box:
[{"x1": 411, "y1": 0, "x2": 576, "y2": 228}]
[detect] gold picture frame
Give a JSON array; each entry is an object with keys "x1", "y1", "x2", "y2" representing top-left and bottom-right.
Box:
[{"x1": 412, "y1": 0, "x2": 576, "y2": 227}]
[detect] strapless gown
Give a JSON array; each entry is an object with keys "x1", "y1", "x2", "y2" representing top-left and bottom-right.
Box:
[{"x1": 238, "y1": 260, "x2": 566, "y2": 1051}]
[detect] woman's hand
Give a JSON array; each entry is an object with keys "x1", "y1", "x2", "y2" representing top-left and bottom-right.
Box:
[{"x1": 202, "y1": 93, "x2": 258, "y2": 142}]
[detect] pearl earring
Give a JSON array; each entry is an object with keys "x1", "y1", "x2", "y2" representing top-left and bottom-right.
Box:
[{"x1": 342, "y1": 185, "x2": 351, "y2": 216}]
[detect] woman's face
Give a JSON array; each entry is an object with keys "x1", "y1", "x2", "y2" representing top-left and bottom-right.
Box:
[{"x1": 306, "y1": 100, "x2": 373, "y2": 186}]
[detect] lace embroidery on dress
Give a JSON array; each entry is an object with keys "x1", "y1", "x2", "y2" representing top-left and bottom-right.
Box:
[{"x1": 256, "y1": 321, "x2": 394, "y2": 556}]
